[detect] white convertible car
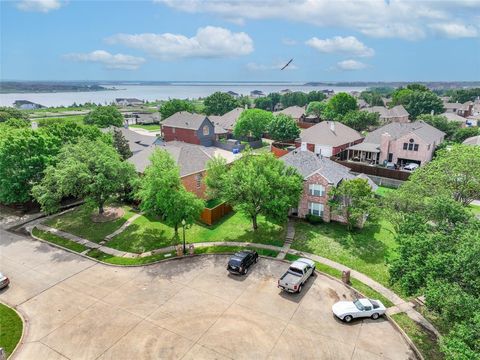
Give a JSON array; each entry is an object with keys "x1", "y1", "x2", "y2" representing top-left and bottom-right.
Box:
[{"x1": 332, "y1": 298, "x2": 386, "y2": 323}]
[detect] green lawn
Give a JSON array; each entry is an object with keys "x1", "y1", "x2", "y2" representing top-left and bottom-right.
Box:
[
  {"x1": 129, "y1": 124, "x2": 161, "y2": 132},
  {"x1": 86, "y1": 249, "x2": 177, "y2": 265},
  {"x1": 292, "y1": 219, "x2": 398, "y2": 289},
  {"x1": 375, "y1": 186, "x2": 397, "y2": 197},
  {"x1": 36, "y1": 115, "x2": 85, "y2": 125},
  {"x1": 391, "y1": 313, "x2": 443, "y2": 360},
  {"x1": 195, "y1": 246, "x2": 279, "y2": 258},
  {"x1": 32, "y1": 228, "x2": 89, "y2": 253},
  {"x1": 0, "y1": 303, "x2": 23, "y2": 357},
  {"x1": 44, "y1": 204, "x2": 138, "y2": 243},
  {"x1": 108, "y1": 211, "x2": 286, "y2": 253}
]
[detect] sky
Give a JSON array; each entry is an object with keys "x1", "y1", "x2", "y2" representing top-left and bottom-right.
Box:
[{"x1": 1, "y1": 0, "x2": 480, "y2": 82}]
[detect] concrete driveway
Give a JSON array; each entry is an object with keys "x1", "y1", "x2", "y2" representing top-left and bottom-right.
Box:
[{"x1": 0, "y1": 229, "x2": 415, "y2": 360}]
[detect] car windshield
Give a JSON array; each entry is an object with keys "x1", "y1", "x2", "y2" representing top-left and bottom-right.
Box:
[
  {"x1": 370, "y1": 300, "x2": 380, "y2": 309},
  {"x1": 354, "y1": 300, "x2": 365, "y2": 311}
]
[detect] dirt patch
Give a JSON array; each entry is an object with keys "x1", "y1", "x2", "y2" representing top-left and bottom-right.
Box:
[
  {"x1": 91, "y1": 207, "x2": 125, "y2": 223},
  {"x1": 327, "y1": 288, "x2": 341, "y2": 301}
]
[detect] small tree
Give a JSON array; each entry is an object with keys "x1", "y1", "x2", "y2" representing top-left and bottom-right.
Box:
[
  {"x1": 0, "y1": 107, "x2": 29, "y2": 123},
  {"x1": 84, "y1": 106, "x2": 123, "y2": 128},
  {"x1": 136, "y1": 149, "x2": 204, "y2": 234},
  {"x1": 329, "y1": 178, "x2": 377, "y2": 231},
  {"x1": 32, "y1": 139, "x2": 136, "y2": 214},
  {"x1": 204, "y1": 92, "x2": 239, "y2": 115},
  {"x1": 160, "y1": 99, "x2": 194, "y2": 120},
  {"x1": 306, "y1": 91, "x2": 327, "y2": 102},
  {"x1": 113, "y1": 128, "x2": 132, "y2": 160},
  {"x1": 218, "y1": 152, "x2": 303, "y2": 230},
  {"x1": 205, "y1": 156, "x2": 228, "y2": 199},
  {"x1": 327, "y1": 92, "x2": 357, "y2": 118},
  {"x1": 233, "y1": 109, "x2": 273, "y2": 139},
  {"x1": 306, "y1": 101, "x2": 328, "y2": 118},
  {"x1": 280, "y1": 91, "x2": 308, "y2": 107},
  {"x1": 268, "y1": 114, "x2": 300, "y2": 142},
  {"x1": 342, "y1": 110, "x2": 380, "y2": 131}
]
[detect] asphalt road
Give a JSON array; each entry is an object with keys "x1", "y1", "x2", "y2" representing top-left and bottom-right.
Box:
[{"x1": 0, "y1": 228, "x2": 415, "y2": 360}]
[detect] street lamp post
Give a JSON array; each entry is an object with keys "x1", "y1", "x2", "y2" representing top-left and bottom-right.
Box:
[{"x1": 181, "y1": 219, "x2": 186, "y2": 255}]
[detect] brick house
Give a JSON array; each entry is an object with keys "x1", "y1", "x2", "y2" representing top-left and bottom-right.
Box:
[
  {"x1": 346, "y1": 121, "x2": 445, "y2": 167},
  {"x1": 363, "y1": 105, "x2": 409, "y2": 124},
  {"x1": 128, "y1": 141, "x2": 236, "y2": 198},
  {"x1": 443, "y1": 102, "x2": 473, "y2": 117},
  {"x1": 281, "y1": 149, "x2": 376, "y2": 223},
  {"x1": 295, "y1": 121, "x2": 363, "y2": 158},
  {"x1": 161, "y1": 112, "x2": 215, "y2": 146}
]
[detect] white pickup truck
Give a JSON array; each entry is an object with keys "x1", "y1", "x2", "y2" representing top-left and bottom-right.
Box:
[{"x1": 278, "y1": 258, "x2": 315, "y2": 293}]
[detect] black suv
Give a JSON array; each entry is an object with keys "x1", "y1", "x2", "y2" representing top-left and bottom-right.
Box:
[{"x1": 227, "y1": 250, "x2": 258, "y2": 275}]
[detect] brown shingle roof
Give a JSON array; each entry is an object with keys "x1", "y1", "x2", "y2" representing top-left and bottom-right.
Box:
[{"x1": 299, "y1": 121, "x2": 363, "y2": 146}]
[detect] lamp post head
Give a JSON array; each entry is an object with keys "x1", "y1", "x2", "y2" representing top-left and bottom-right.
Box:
[{"x1": 181, "y1": 219, "x2": 186, "y2": 226}]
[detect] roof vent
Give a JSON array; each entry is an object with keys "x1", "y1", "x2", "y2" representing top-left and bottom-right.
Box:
[{"x1": 330, "y1": 121, "x2": 335, "y2": 132}]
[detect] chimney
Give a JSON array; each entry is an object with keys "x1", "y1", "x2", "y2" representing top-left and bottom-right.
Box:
[{"x1": 330, "y1": 121, "x2": 335, "y2": 132}]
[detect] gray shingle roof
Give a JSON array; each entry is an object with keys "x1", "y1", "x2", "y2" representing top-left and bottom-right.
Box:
[
  {"x1": 463, "y1": 135, "x2": 480, "y2": 146},
  {"x1": 299, "y1": 121, "x2": 363, "y2": 146},
  {"x1": 102, "y1": 127, "x2": 158, "y2": 154},
  {"x1": 274, "y1": 106, "x2": 305, "y2": 119},
  {"x1": 161, "y1": 112, "x2": 209, "y2": 130},
  {"x1": 363, "y1": 121, "x2": 445, "y2": 145},
  {"x1": 363, "y1": 105, "x2": 409, "y2": 118},
  {"x1": 209, "y1": 107, "x2": 244, "y2": 133},
  {"x1": 280, "y1": 149, "x2": 355, "y2": 185}
]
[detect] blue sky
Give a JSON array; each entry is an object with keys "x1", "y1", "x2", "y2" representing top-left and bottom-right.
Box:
[{"x1": 1, "y1": 0, "x2": 479, "y2": 81}]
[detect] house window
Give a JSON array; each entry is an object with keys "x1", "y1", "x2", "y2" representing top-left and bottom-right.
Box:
[
  {"x1": 308, "y1": 202, "x2": 324, "y2": 217},
  {"x1": 309, "y1": 184, "x2": 325, "y2": 197},
  {"x1": 403, "y1": 143, "x2": 408, "y2": 150},
  {"x1": 195, "y1": 173, "x2": 203, "y2": 189},
  {"x1": 202, "y1": 125, "x2": 210, "y2": 136},
  {"x1": 414, "y1": 144, "x2": 419, "y2": 151}
]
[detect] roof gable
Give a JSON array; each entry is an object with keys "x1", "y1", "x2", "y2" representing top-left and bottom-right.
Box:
[
  {"x1": 161, "y1": 112, "x2": 211, "y2": 130},
  {"x1": 299, "y1": 121, "x2": 363, "y2": 146}
]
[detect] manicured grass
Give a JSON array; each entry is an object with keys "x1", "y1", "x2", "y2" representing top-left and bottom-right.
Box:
[
  {"x1": 44, "y1": 204, "x2": 137, "y2": 243},
  {"x1": 195, "y1": 246, "x2": 279, "y2": 258},
  {"x1": 0, "y1": 303, "x2": 23, "y2": 357},
  {"x1": 86, "y1": 249, "x2": 177, "y2": 265},
  {"x1": 36, "y1": 115, "x2": 85, "y2": 125},
  {"x1": 32, "y1": 228, "x2": 89, "y2": 253},
  {"x1": 284, "y1": 253, "x2": 394, "y2": 307},
  {"x1": 109, "y1": 211, "x2": 285, "y2": 253},
  {"x1": 129, "y1": 124, "x2": 161, "y2": 132},
  {"x1": 391, "y1": 313, "x2": 443, "y2": 360},
  {"x1": 292, "y1": 219, "x2": 397, "y2": 289},
  {"x1": 375, "y1": 186, "x2": 397, "y2": 197}
]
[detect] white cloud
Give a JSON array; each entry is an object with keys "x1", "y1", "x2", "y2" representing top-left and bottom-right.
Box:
[
  {"x1": 429, "y1": 23, "x2": 478, "y2": 38},
  {"x1": 16, "y1": 0, "x2": 64, "y2": 13},
  {"x1": 306, "y1": 36, "x2": 374, "y2": 57},
  {"x1": 156, "y1": 0, "x2": 479, "y2": 40},
  {"x1": 63, "y1": 50, "x2": 145, "y2": 70},
  {"x1": 106, "y1": 26, "x2": 254, "y2": 60},
  {"x1": 246, "y1": 60, "x2": 298, "y2": 71},
  {"x1": 336, "y1": 60, "x2": 367, "y2": 71}
]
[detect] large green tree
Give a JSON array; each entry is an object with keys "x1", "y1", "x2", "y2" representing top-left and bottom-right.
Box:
[
  {"x1": 159, "y1": 99, "x2": 195, "y2": 120},
  {"x1": 206, "y1": 152, "x2": 303, "y2": 230},
  {"x1": 268, "y1": 114, "x2": 300, "y2": 142},
  {"x1": 254, "y1": 92, "x2": 281, "y2": 111},
  {"x1": 84, "y1": 106, "x2": 123, "y2": 127},
  {"x1": 391, "y1": 88, "x2": 444, "y2": 119},
  {"x1": 0, "y1": 122, "x2": 105, "y2": 204},
  {"x1": 360, "y1": 91, "x2": 384, "y2": 106},
  {"x1": 136, "y1": 149, "x2": 204, "y2": 234},
  {"x1": 32, "y1": 139, "x2": 136, "y2": 214},
  {"x1": 447, "y1": 88, "x2": 480, "y2": 103},
  {"x1": 306, "y1": 91, "x2": 327, "y2": 103},
  {"x1": 306, "y1": 101, "x2": 328, "y2": 118},
  {"x1": 342, "y1": 110, "x2": 380, "y2": 131},
  {"x1": 233, "y1": 109, "x2": 273, "y2": 139},
  {"x1": 329, "y1": 178, "x2": 377, "y2": 231},
  {"x1": 280, "y1": 91, "x2": 308, "y2": 107},
  {"x1": 326, "y1": 92, "x2": 357, "y2": 118},
  {"x1": 0, "y1": 107, "x2": 29, "y2": 123},
  {"x1": 203, "y1": 92, "x2": 239, "y2": 115}
]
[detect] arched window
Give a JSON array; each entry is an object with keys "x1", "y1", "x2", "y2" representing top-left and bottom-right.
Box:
[{"x1": 202, "y1": 125, "x2": 210, "y2": 136}]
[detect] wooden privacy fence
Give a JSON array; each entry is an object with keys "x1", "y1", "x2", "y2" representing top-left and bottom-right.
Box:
[
  {"x1": 200, "y1": 202, "x2": 233, "y2": 225},
  {"x1": 334, "y1": 160, "x2": 412, "y2": 181}
]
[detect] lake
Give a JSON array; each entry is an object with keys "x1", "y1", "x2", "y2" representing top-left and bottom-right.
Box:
[{"x1": 0, "y1": 83, "x2": 367, "y2": 107}]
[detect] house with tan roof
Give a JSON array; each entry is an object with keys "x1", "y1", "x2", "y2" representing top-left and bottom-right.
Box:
[
  {"x1": 295, "y1": 121, "x2": 363, "y2": 157},
  {"x1": 209, "y1": 107, "x2": 244, "y2": 136},
  {"x1": 346, "y1": 121, "x2": 445, "y2": 167},
  {"x1": 274, "y1": 105, "x2": 306, "y2": 122},
  {"x1": 281, "y1": 149, "x2": 376, "y2": 223},
  {"x1": 363, "y1": 105, "x2": 409, "y2": 124},
  {"x1": 161, "y1": 112, "x2": 215, "y2": 146},
  {"x1": 463, "y1": 135, "x2": 480, "y2": 146},
  {"x1": 443, "y1": 102, "x2": 473, "y2": 117}
]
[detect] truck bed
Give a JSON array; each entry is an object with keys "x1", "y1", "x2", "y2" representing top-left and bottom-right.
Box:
[{"x1": 279, "y1": 271, "x2": 302, "y2": 287}]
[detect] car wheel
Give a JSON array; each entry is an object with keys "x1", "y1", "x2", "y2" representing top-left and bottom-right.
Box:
[
  {"x1": 311, "y1": 267, "x2": 316, "y2": 277},
  {"x1": 371, "y1": 313, "x2": 380, "y2": 320},
  {"x1": 243, "y1": 267, "x2": 248, "y2": 275},
  {"x1": 344, "y1": 315, "x2": 353, "y2": 323},
  {"x1": 298, "y1": 284, "x2": 303, "y2": 293},
  {"x1": 254, "y1": 256, "x2": 258, "y2": 263}
]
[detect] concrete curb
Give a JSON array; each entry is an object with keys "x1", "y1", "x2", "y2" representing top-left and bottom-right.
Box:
[
  {"x1": 387, "y1": 314, "x2": 425, "y2": 360},
  {"x1": 0, "y1": 301, "x2": 27, "y2": 360}
]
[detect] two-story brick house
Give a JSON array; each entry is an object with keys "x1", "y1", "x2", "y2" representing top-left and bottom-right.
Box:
[
  {"x1": 281, "y1": 149, "x2": 376, "y2": 223},
  {"x1": 161, "y1": 112, "x2": 215, "y2": 146},
  {"x1": 346, "y1": 121, "x2": 445, "y2": 167}
]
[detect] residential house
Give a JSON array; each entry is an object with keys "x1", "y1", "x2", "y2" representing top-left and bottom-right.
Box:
[
  {"x1": 274, "y1": 105, "x2": 306, "y2": 122},
  {"x1": 115, "y1": 98, "x2": 144, "y2": 107},
  {"x1": 281, "y1": 149, "x2": 376, "y2": 223},
  {"x1": 295, "y1": 121, "x2": 363, "y2": 157},
  {"x1": 363, "y1": 105, "x2": 409, "y2": 124},
  {"x1": 13, "y1": 100, "x2": 45, "y2": 110},
  {"x1": 124, "y1": 112, "x2": 160, "y2": 126},
  {"x1": 161, "y1": 112, "x2": 215, "y2": 146},
  {"x1": 250, "y1": 90, "x2": 265, "y2": 98},
  {"x1": 443, "y1": 102, "x2": 473, "y2": 117},
  {"x1": 463, "y1": 135, "x2": 480, "y2": 146},
  {"x1": 346, "y1": 121, "x2": 445, "y2": 167},
  {"x1": 357, "y1": 99, "x2": 369, "y2": 109},
  {"x1": 128, "y1": 141, "x2": 236, "y2": 198},
  {"x1": 103, "y1": 127, "x2": 159, "y2": 154},
  {"x1": 227, "y1": 91, "x2": 240, "y2": 99},
  {"x1": 209, "y1": 107, "x2": 244, "y2": 137},
  {"x1": 441, "y1": 112, "x2": 469, "y2": 126}
]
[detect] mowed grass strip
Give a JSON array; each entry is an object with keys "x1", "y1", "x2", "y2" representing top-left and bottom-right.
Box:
[
  {"x1": 32, "y1": 228, "x2": 89, "y2": 253},
  {"x1": 44, "y1": 204, "x2": 137, "y2": 243},
  {"x1": 0, "y1": 303, "x2": 23, "y2": 357},
  {"x1": 109, "y1": 211, "x2": 286, "y2": 253}
]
